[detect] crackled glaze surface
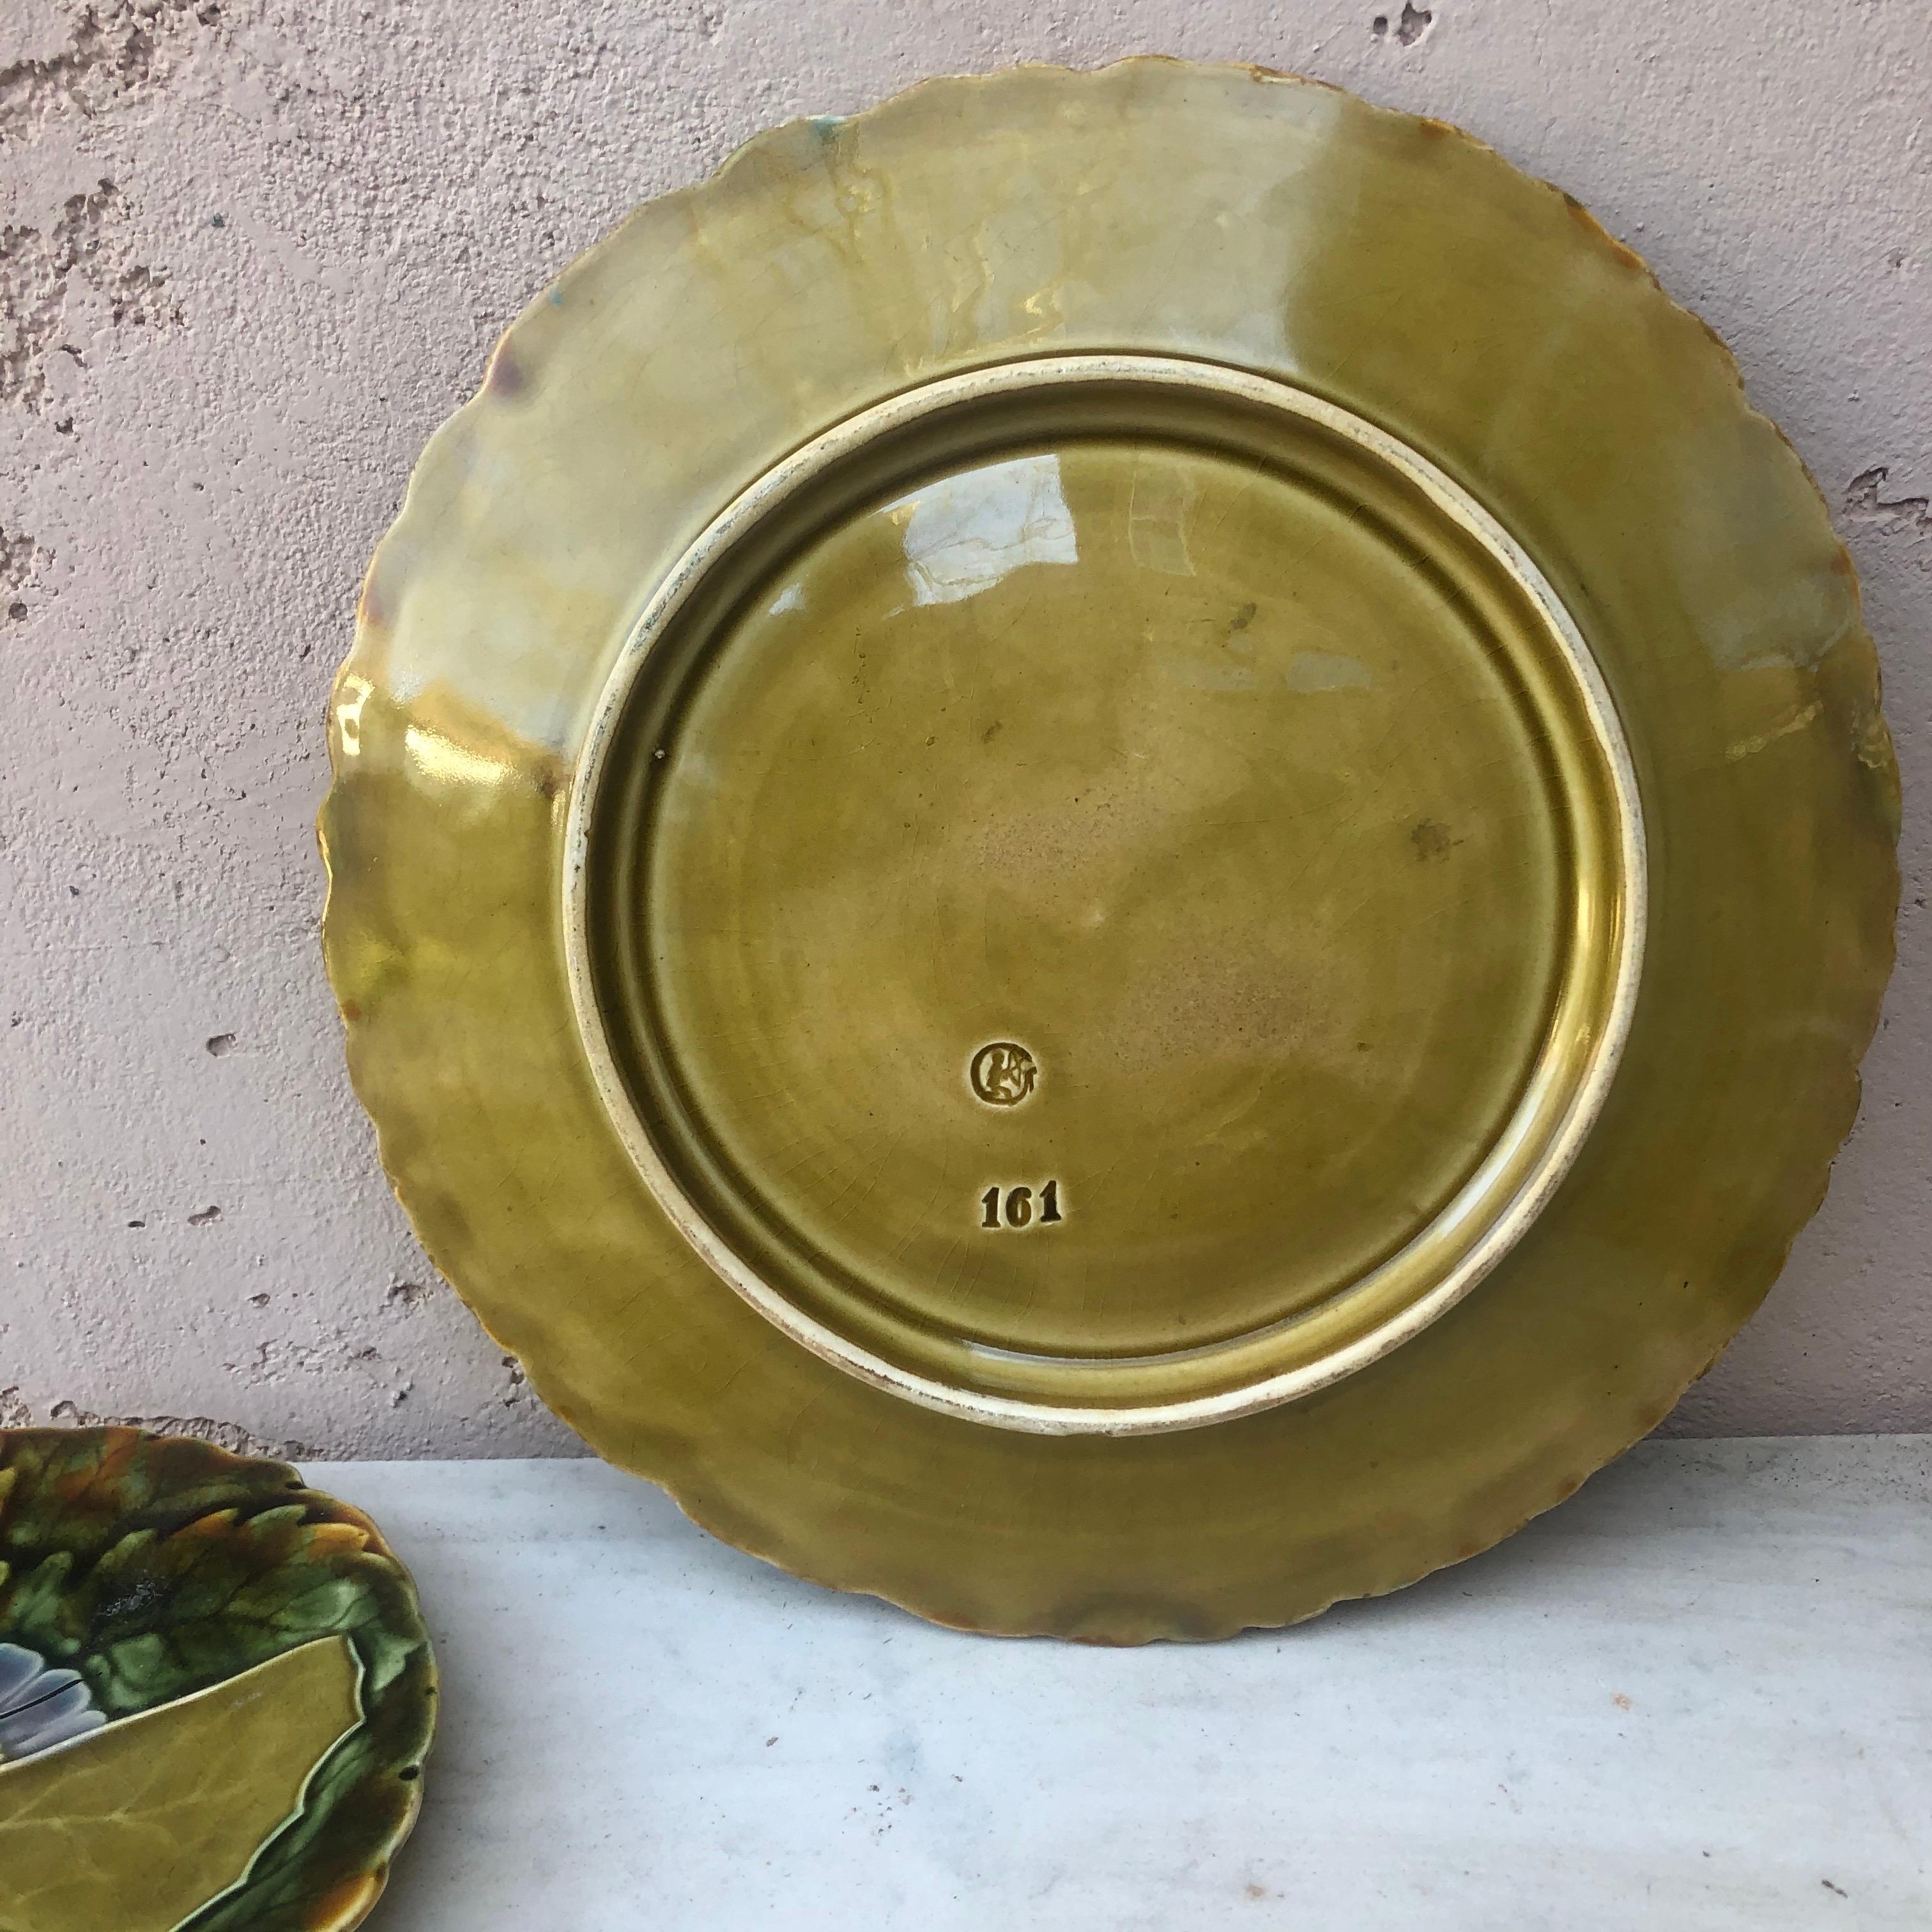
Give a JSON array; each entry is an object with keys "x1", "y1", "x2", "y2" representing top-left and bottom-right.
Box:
[
  {"x1": 0, "y1": 1430, "x2": 435, "y2": 1932},
  {"x1": 321, "y1": 63, "x2": 1896, "y2": 1638}
]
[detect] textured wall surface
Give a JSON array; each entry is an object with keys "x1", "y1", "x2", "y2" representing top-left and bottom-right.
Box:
[{"x1": 1, "y1": 0, "x2": 1926, "y2": 1458}]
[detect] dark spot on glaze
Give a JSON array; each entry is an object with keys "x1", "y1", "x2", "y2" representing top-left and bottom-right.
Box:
[
  {"x1": 205, "y1": 1032, "x2": 236, "y2": 1056},
  {"x1": 187, "y1": 1205, "x2": 222, "y2": 1227},
  {"x1": 1228, "y1": 600, "x2": 1257, "y2": 634},
  {"x1": 981, "y1": 719, "x2": 1003, "y2": 744},
  {"x1": 486, "y1": 341, "x2": 526, "y2": 397},
  {"x1": 357, "y1": 571, "x2": 389, "y2": 632},
  {"x1": 1409, "y1": 818, "x2": 1455, "y2": 861}
]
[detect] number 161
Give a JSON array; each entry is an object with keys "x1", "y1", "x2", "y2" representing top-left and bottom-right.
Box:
[{"x1": 980, "y1": 1181, "x2": 1064, "y2": 1229}]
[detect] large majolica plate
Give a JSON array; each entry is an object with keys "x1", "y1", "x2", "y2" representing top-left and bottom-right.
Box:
[
  {"x1": 321, "y1": 62, "x2": 1897, "y2": 1639},
  {"x1": 0, "y1": 1430, "x2": 433, "y2": 1931}
]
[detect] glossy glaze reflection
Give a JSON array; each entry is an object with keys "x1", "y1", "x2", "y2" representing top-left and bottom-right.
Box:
[
  {"x1": 0, "y1": 1429, "x2": 434, "y2": 1932},
  {"x1": 572, "y1": 358, "x2": 1640, "y2": 1430},
  {"x1": 653, "y1": 440, "x2": 1559, "y2": 1353},
  {"x1": 323, "y1": 61, "x2": 1896, "y2": 1639}
]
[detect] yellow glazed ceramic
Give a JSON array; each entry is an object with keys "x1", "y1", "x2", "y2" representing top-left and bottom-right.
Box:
[
  {"x1": 321, "y1": 63, "x2": 1897, "y2": 1639},
  {"x1": 1, "y1": 1642, "x2": 362, "y2": 1932}
]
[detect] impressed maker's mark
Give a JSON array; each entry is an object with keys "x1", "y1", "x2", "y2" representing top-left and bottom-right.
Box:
[{"x1": 969, "y1": 1041, "x2": 1037, "y2": 1107}]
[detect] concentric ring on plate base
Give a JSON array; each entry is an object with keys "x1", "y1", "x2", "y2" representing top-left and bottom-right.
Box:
[{"x1": 562, "y1": 353, "x2": 1648, "y2": 1435}]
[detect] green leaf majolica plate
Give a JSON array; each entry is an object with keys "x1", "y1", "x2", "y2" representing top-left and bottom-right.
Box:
[
  {"x1": 0, "y1": 1429, "x2": 434, "y2": 1932},
  {"x1": 321, "y1": 62, "x2": 1897, "y2": 1640}
]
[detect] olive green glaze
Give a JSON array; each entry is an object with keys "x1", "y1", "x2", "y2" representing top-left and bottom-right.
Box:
[
  {"x1": 0, "y1": 1430, "x2": 435, "y2": 1931},
  {"x1": 576, "y1": 358, "x2": 1639, "y2": 1429},
  {"x1": 1, "y1": 1639, "x2": 363, "y2": 1932},
  {"x1": 321, "y1": 63, "x2": 1897, "y2": 1637},
  {"x1": 648, "y1": 435, "x2": 1576, "y2": 1370}
]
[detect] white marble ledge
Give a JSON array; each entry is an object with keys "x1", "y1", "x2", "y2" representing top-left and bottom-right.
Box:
[{"x1": 309, "y1": 1437, "x2": 1932, "y2": 1932}]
